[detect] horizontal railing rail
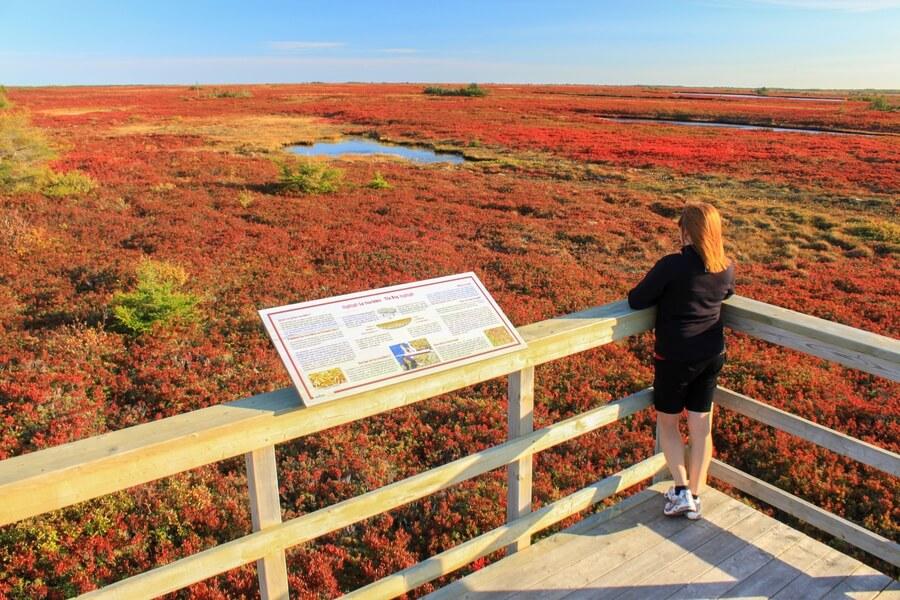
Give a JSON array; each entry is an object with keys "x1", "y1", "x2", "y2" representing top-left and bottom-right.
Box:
[
  {"x1": 0, "y1": 294, "x2": 895, "y2": 599},
  {"x1": 721, "y1": 295, "x2": 900, "y2": 382}
]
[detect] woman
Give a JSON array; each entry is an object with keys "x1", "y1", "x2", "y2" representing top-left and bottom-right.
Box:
[{"x1": 628, "y1": 202, "x2": 735, "y2": 520}]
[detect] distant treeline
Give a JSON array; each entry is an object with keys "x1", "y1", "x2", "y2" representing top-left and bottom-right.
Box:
[{"x1": 424, "y1": 83, "x2": 488, "y2": 97}]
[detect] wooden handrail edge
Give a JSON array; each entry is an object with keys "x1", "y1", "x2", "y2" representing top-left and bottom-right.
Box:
[{"x1": 723, "y1": 296, "x2": 900, "y2": 382}]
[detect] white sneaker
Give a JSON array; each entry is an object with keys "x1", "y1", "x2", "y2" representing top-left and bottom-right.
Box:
[
  {"x1": 664, "y1": 486, "x2": 678, "y2": 503},
  {"x1": 663, "y1": 486, "x2": 682, "y2": 512},
  {"x1": 663, "y1": 489, "x2": 696, "y2": 517},
  {"x1": 686, "y1": 496, "x2": 702, "y2": 520}
]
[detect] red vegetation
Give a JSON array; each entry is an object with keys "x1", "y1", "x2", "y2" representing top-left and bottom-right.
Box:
[{"x1": 0, "y1": 84, "x2": 897, "y2": 597}]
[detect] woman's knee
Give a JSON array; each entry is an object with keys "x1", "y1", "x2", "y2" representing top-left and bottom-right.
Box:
[{"x1": 686, "y1": 410, "x2": 712, "y2": 436}]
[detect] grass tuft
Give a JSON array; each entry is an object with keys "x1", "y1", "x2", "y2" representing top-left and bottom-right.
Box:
[
  {"x1": 0, "y1": 113, "x2": 55, "y2": 193},
  {"x1": 41, "y1": 170, "x2": 97, "y2": 197},
  {"x1": 367, "y1": 171, "x2": 392, "y2": 190}
]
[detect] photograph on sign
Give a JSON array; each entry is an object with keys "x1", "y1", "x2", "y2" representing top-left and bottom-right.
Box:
[{"x1": 259, "y1": 272, "x2": 527, "y2": 406}]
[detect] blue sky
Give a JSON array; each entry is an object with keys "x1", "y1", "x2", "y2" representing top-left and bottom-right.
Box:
[{"x1": 1, "y1": 1, "x2": 898, "y2": 88}]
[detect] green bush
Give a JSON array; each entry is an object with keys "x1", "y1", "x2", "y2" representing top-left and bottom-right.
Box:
[
  {"x1": 278, "y1": 161, "x2": 343, "y2": 194},
  {"x1": 208, "y1": 88, "x2": 252, "y2": 99},
  {"x1": 424, "y1": 83, "x2": 488, "y2": 97},
  {"x1": 110, "y1": 260, "x2": 201, "y2": 335},
  {"x1": 0, "y1": 86, "x2": 9, "y2": 109},
  {"x1": 367, "y1": 171, "x2": 392, "y2": 190},
  {"x1": 868, "y1": 95, "x2": 896, "y2": 111},
  {"x1": 41, "y1": 170, "x2": 97, "y2": 197}
]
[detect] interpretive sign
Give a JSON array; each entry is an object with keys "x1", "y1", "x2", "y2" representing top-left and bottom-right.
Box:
[{"x1": 260, "y1": 272, "x2": 527, "y2": 406}]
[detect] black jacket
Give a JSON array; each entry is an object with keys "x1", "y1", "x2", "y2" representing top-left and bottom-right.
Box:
[{"x1": 628, "y1": 245, "x2": 735, "y2": 362}]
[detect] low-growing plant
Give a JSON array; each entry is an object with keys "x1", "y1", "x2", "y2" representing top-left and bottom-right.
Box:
[
  {"x1": 278, "y1": 160, "x2": 343, "y2": 194},
  {"x1": 0, "y1": 113, "x2": 55, "y2": 193},
  {"x1": 0, "y1": 86, "x2": 9, "y2": 109},
  {"x1": 424, "y1": 83, "x2": 488, "y2": 97},
  {"x1": 1, "y1": 111, "x2": 97, "y2": 197},
  {"x1": 367, "y1": 171, "x2": 392, "y2": 190},
  {"x1": 41, "y1": 170, "x2": 97, "y2": 197},
  {"x1": 844, "y1": 221, "x2": 900, "y2": 244},
  {"x1": 868, "y1": 95, "x2": 896, "y2": 111},
  {"x1": 208, "y1": 88, "x2": 252, "y2": 99},
  {"x1": 237, "y1": 190, "x2": 255, "y2": 208},
  {"x1": 110, "y1": 259, "x2": 201, "y2": 335},
  {"x1": 151, "y1": 182, "x2": 176, "y2": 193}
]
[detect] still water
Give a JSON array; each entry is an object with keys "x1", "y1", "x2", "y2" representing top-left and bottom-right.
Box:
[
  {"x1": 602, "y1": 117, "x2": 850, "y2": 135},
  {"x1": 288, "y1": 138, "x2": 465, "y2": 164}
]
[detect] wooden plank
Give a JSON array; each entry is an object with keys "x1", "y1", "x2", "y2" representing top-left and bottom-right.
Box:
[
  {"x1": 772, "y1": 547, "x2": 867, "y2": 600},
  {"x1": 562, "y1": 492, "x2": 755, "y2": 600},
  {"x1": 428, "y1": 483, "x2": 750, "y2": 600},
  {"x1": 709, "y1": 460, "x2": 900, "y2": 567},
  {"x1": 506, "y1": 366, "x2": 534, "y2": 554},
  {"x1": 245, "y1": 446, "x2": 289, "y2": 600},
  {"x1": 667, "y1": 520, "x2": 806, "y2": 600},
  {"x1": 873, "y1": 578, "x2": 900, "y2": 599},
  {"x1": 345, "y1": 454, "x2": 666, "y2": 600},
  {"x1": 427, "y1": 488, "x2": 663, "y2": 600},
  {"x1": 428, "y1": 486, "x2": 676, "y2": 600},
  {"x1": 449, "y1": 496, "x2": 711, "y2": 600},
  {"x1": 715, "y1": 387, "x2": 900, "y2": 477},
  {"x1": 76, "y1": 390, "x2": 656, "y2": 599},
  {"x1": 420, "y1": 487, "x2": 665, "y2": 600},
  {"x1": 722, "y1": 533, "x2": 835, "y2": 598},
  {"x1": 816, "y1": 563, "x2": 893, "y2": 600},
  {"x1": 615, "y1": 503, "x2": 779, "y2": 600},
  {"x1": 1, "y1": 300, "x2": 655, "y2": 527},
  {"x1": 722, "y1": 295, "x2": 900, "y2": 382}
]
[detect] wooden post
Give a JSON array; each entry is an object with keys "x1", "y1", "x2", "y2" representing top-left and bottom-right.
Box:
[
  {"x1": 506, "y1": 366, "x2": 534, "y2": 554},
  {"x1": 246, "y1": 446, "x2": 290, "y2": 600}
]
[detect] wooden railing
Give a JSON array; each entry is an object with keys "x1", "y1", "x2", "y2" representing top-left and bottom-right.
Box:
[{"x1": 0, "y1": 295, "x2": 897, "y2": 599}]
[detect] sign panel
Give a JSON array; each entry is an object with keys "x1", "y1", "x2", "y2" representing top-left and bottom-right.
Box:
[{"x1": 259, "y1": 272, "x2": 527, "y2": 406}]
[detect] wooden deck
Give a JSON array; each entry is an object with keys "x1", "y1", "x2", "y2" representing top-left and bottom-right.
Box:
[{"x1": 426, "y1": 484, "x2": 898, "y2": 600}]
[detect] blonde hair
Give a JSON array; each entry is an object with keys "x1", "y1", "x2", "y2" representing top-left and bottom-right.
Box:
[{"x1": 679, "y1": 203, "x2": 729, "y2": 273}]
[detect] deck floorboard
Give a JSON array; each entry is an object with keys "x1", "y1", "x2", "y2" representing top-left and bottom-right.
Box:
[{"x1": 425, "y1": 484, "x2": 894, "y2": 600}]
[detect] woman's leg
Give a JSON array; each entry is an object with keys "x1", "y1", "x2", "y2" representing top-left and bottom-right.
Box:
[
  {"x1": 657, "y1": 411, "x2": 688, "y2": 486},
  {"x1": 686, "y1": 408, "x2": 713, "y2": 496}
]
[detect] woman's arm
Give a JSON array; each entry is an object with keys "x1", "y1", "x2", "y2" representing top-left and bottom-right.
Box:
[
  {"x1": 628, "y1": 255, "x2": 676, "y2": 309},
  {"x1": 723, "y1": 263, "x2": 736, "y2": 300}
]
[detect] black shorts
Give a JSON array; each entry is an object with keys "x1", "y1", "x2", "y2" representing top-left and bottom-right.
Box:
[{"x1": 653, "y1": 353, "x2": 725, "y2": 414}]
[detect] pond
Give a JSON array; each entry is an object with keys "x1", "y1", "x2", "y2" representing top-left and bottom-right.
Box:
[
  {"x1": 601, "y1": 117, "x2": 852, "y2": 135},
  {"x1": 288, "y1": 138, "x2": 465, "y2": 164}
]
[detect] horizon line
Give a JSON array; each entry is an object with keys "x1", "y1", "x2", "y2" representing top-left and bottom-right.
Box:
[{"x1": 4, "y1": 82, "x2": 899, "y2": 92}]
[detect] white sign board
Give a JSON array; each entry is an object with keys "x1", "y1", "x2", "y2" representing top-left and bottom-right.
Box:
[{"x1": 259, "y1": 272, "x2": 527, "y2": 406}]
